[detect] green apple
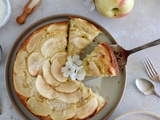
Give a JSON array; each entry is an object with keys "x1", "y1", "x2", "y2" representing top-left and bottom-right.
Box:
[{"x1": 95, "y1": 0, "x2": 135, "y2": 18}]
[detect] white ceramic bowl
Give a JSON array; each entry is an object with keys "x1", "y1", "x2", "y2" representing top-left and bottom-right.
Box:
[{"x1": 0, "y1": 0, "x2": 11, "y2": 29}]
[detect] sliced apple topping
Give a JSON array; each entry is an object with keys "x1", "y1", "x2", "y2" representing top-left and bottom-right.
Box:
[
  {"x1": 55, "y1": 79, "x2": 81, "y2": 93},
  {"x1": 51, "y1": 59, "x2": 67, "y2": 82},
  {"x1": 41, "y1": 37, "x2": 67, "y2": 57},
  {"x1": 51, "y1": 52, "x2": 67, "y2": 64},
  {"x1": 75, "y1": 97, "x2": 98, "y2": 119},
  {"x1": 57, "y1": 90, "x2": 82, "y2": 103},
  {"x1": 14, "y1": 50, "x2": 28, "y2": 74},
  {"x1": 70, "y1": 18, "x2": 101, "y2": 41},
  {"x1": 47, "y1": 22, "x2": 68, "y2": 33},
  {"x1": 94, "y1": 93, "x2": 106, "y2": 112},
  {"x1": 88, "y1": 62, "x2": 100, "y2": 76},
  {"x1": 35, "y1": 75, "x2": 58, "y2": 99},
  {"x1": 27, "y1": 97, "x2": 52, "y2": 116},
  {"x1": 26, "y1": 30, "x2": 47, "y2": 53},
  {"x1": 42, "y1": 60, "x2": 60, "y2": 87},
  {"x1": 13, "y1": 71, "x2": 33, "y2": 97},
  {"x1": 81, "y1": 84, "x2": 92, "y2": 99},
  {"x1": 70, "y1": 37, "x2": 90, "y2": 50},
  {"x1": 68, "y1": 17, "x2": 101, "y2": 55},
  {"x1": 50, "y1": 105, "x2": 76, "y2": 120},
  {"x1": 27, "y1": 52, "x2": 44, "y2": 76}
]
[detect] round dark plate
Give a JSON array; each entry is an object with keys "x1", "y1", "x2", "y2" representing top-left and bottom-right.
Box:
[{"x1": 5, "y1": 14, "x2": 126, "y2": 120}]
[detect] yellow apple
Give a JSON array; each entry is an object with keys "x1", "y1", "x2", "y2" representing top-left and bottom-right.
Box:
[{"x1": 95, "y1": 0, "x2": 134, "y2": 18}]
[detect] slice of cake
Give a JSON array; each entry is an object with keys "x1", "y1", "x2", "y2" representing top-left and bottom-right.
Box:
[
  {"x1": 83, "y1": 42, "x2": 120, "y2": 77},
  {"x1": 67, "y1": 17, "x2": 101, "y2": 56}
]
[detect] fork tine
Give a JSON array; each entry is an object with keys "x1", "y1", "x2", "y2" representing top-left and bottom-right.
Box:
[
  {"x1": 143, "y1": 58, "x2": 157, "y2": 78},
  {"x1": 143, "y1": 59, "x2": 152, "y2": 78},
  {"x1": 146, "y1": 58, "x2": 158, "y2": 77},
  {"x1": 147, "y1": 58, "x2": 158, "y2": 74}
]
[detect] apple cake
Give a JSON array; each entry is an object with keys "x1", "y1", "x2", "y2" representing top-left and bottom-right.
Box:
[{"x1": 13, "y1": 17, "x2": 119, "y2": 120}]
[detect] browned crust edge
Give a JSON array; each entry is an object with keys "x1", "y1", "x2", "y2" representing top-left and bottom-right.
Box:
[
  {"x1": 80, "y1": 101, "x2": 107, "y2": 120},
  {"x1": 101, "y1": 42, "x2": 120, "y2": 76},
  {"x1": 16, "y1": 90, "x2": 107, "y2": 120},
  {"x1": 19, "y1": 21, "x2": 68, "y2": 51}
]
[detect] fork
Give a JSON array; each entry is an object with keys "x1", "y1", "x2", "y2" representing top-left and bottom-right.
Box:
[
  {"x1": 143, "y1": 58, "x2": 160, "y2": 82},
  {"x1": 0, "y1": 45, "x2": 3, "y2": 63},
  {"x1": 0, "y1": 98, "x2": 1, "y2": 115}
]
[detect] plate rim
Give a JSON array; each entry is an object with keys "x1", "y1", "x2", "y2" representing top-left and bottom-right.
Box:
[
  {"x1": 114, "y1": 110, "x2": 160, "y2": 120},
  {"x1": 5, "y1": 14, "x2": 126, "y2": 120}
]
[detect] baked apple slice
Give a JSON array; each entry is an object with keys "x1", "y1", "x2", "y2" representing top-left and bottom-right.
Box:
[
  {"x1": 51, "y1": 52, "x2": 67, "y2": 64},
  {"x1": 13, "y1": 71, "x2": 33, "y2": 97},
  {"x1": 14, "y1": 50, "x2": 28, "y2": 74},
  {"x1": 68, "y1": 17, "x2": 101, "y2": 55},
  {"x1": 41, "y1": 37, "x2": 67, "y2": 58},
  {"x1": 75, "y1": 97, "x2": 98, "y2": 119},
  {"x1": 35, "y1": 75, "x2": 58, "y2": 99},
  {"x1": 57, "y1": 90, "x2": 82, "y2": 103},
  {"x1": 27, "y1": 52, "x2": 44, "y2": 76},
  {"x1": 50, "y1": 105, "x2": 76, "y2": 120},
  {"x1": 55, "y1": 79, "x2": 81, "y2": 93},
  {"x1": 26, "y1": 30, "x2": 47, "y2": 53},
  {"x1": 42, "y1": 60, "x2": 60, "y2": 87},
  {"x1": 51, "y1": 59, "x2": 67, "y2": 82},
  {"x1": 27, "y1": 97, "x2": 52, "y2": 116}
]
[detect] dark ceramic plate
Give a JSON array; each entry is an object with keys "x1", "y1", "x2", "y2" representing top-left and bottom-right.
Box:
[{"x1": 5, "y1": 14, "x2": 126, "y2": 120}]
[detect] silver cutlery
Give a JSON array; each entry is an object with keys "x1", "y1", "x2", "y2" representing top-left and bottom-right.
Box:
[
  {"x1": 111, "y1": 38, "x2": 160, "y2": 69},
  {"x1": 143, "y1": 58, "x2": 160, "y2": 83},
  {"x1": 0, "y1": 98, "x2": 1, "y2": 115},
  {"x1": 135, "y1": 78, "x2": 160, "y2": 98},
  {"x1": 0, "y1": 45, "x2": 2, "y2": 63}
]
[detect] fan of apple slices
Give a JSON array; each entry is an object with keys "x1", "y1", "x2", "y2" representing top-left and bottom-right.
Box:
[{"x1": 13, "y1": 17, "x2": 113, "y2": 120}]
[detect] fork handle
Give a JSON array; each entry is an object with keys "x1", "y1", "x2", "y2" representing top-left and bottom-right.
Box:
[
  {"x1": 0, "y1": 45, "x2": 3, "y2": 63},
  {"x1": 154, "y1": 91, "x2": 160, "y2": 99},
  {"x1": 129, "y1": 38, "x2": 160, "y2": 54}
]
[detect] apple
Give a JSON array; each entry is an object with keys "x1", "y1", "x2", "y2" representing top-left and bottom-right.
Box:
[{"x1": 95, "y1": 0, "x2": 135, "y2": 18}]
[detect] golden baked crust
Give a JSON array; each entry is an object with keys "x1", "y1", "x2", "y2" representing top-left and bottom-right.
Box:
[
  {"x1": 83, "y1": 42, "x2": 120, "y2": 77},
  {"x1": 13, "y1": 18, "x2": 119, "y2": 120}
]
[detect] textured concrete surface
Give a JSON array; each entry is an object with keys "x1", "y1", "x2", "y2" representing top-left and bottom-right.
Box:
[{"x1": 0, "y1": 0, "x2": 160, "y2": 119}]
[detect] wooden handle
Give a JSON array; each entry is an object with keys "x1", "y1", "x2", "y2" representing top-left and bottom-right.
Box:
[{"x1": 16, "y1": 0, "x2": 41, "y2": 25}]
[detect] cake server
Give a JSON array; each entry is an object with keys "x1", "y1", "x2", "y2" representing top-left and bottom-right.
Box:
[
  {"x1": 0, "y1": 97, "x2": 1, "y2": 115},
  {"x1": 0, "y1": 45, "x2": 3, "y2": 63},
  {"x1": 110, "y1": 38, "x2": 160, "y2": 69}
]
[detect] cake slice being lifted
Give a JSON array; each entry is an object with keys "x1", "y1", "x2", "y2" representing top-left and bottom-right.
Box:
[
  {"x1": 67, "y1": 17, "x2": 101, "y2": 56},
  {"x1": 83, "y1": 42, "x2": 120, "y2": 77}
]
